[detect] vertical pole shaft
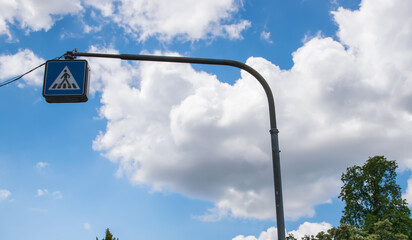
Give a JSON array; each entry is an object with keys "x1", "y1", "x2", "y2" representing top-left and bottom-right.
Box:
[{"x1": 271, "y1": 129, "x2": 285, "y2": 240}]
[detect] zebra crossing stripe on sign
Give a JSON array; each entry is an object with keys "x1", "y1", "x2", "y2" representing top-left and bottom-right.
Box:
[{"x1": 48, "y1": 66, "x2": 80, "y2": 90}]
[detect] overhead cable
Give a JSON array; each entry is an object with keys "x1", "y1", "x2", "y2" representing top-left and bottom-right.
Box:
[{"x1": 0, "y1": 53, "x2": 65, "y2": 88}]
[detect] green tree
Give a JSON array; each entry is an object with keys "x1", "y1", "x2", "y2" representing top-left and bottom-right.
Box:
[
  {"x1": 286, "y1": 234, "x2": 316, "y2": 240},
  {"x1": 96, "y1": 228, "x2": 119, "y2": 240},
  {"x1": 339, "y1": 156, "x2": 412, "y2": 237},
  {"x1": 287, "y1": 225, "x2": 363, "y2": 240},
  {"x1": 301, "y1": 235, "x2": 316, "y2": 240},
  {"x1": 286, "y1": 233, "x2": 298, "y2": 240},
  {"x1": 364, "y1": 220, "x2": 408, "y2": 240},
  {"x1": 324, "y1": 224, "x2": 363, "y2": 240},
  {"x1": 315, "y1": 231, "x2": 331, "y2": 240}
]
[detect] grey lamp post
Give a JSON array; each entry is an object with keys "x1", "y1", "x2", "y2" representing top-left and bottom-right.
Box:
[{"x1": 65, "y1": 50, "x2": 286, "y2": 240}]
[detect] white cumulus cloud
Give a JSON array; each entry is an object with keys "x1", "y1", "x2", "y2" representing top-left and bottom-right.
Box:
[
  {"x1": 88, "y1": 46, "x2": 343, "y2": 220},
  {"x1": 52, "y1": 191, "x2": 63, "y2": 200},
  {"x1": 0, "y1": 0, "x2": 83, "y2": 38},
  {"x1": 0, "y1": 189, "x2": 11, "y2": 201},
  {"x1": 36, "y1": 188, "x2": 62, "y2": 200},
  {"x1": 287, "y1": 222, "x2": 332, "y2": 239},
  {"x1": 0, "y1": 49, "x2": 45, "y2": 87},
  {"x1": 260, "y1": 31, "x2": 273, "y2": 44},
  {"x1": 232, "y1": 222, "x2": 332, "y2": 240},
  {"x1": 403, "y1": 177, "x2": 412, "y2": 206},
  {"x1": 35, "y1": 161, "x2": 49, "y2": 170},
  {"x1": 88, "y1": 0, "x2": 412, "y2": 221},
  {"x1": 1, "y1": 0, "x2": 250, "y2": 41},
  {"x1": 85, "y1": 0, "x2": 250, "y2": 41},
  {"x1": 37, "y1": 189, "x2": 48, "y2": 196},
  {"x1": 233, "y1": 227, "x2": 277, "y2": 240}
]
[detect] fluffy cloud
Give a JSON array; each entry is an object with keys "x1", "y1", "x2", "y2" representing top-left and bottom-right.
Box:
[
  {"x1": 332, "y1": 0, "x2": 412, "y2": 200},
  {"x1": 36, "y1": 189, "x2": 63, "y2": 200},
  {"x1": 0, "y1": 49, "x2": 45, "y2": 87},
  {"x1": 1, "y1": 0, "x2": 250, "y2": 41},
  {"x1": 260, "y1": 31, "x2": 273, "y2": 44},
  {"x1": 91, "y1": 51, "x2": 280, "y2": 219},
  {"x1": 52, "y1": 191, "x2": 63, "y2": 200},
  {"x1": 90, "y1": 46, "x2": 344, "y2": 220},
  {"x1": 35, "y1": 161, "x2": 49, "y2": 170},
  {"x1": 88, "y1": 0, "x2": 251, "y2": 41},
  {"x1": 403, "y1": 177, "x2": 412, "y2": 206},
  {"x1": 232, "y1": 222, "x2": 332, "y2": 240},
  {"x1": 233, "y1": 227, "x2": 277, "y2": 240},
  {"x1": 0, "y1": 189, "x2": 11, "y2": 201},
  {"x1": 287, "y1": 222, "x2": 332, "y2": 239},
  {"x1": 333, "y1": 0, "x2": 412, "y2": 94},
  {"x1": 0, "y1": 0, "x2": 82, "y2": 38},
  {"x1": 37, "y1": 189, "x2": 48, "y2": 196},
  {"x1": 89, "y1": 0, "x2": 412, "y2": 221}
]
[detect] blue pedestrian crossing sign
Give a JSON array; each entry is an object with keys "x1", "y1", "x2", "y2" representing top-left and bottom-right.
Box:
[{"x1": 43, "y1": 60, "x2": 90, "y2": 103}]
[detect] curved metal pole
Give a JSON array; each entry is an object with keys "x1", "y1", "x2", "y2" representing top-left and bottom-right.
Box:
[{"x1": 67, "y1": 50, "x2": 286, "y2": 240}]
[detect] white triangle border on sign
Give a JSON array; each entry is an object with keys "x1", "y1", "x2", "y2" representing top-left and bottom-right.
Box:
[{"x1": 48, "y1": 66, "x2": 80, "y2": 90}]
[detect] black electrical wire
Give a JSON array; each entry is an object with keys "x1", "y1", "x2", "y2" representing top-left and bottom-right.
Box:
[{"x1": 0, "y1": 53, "x2": 65, "y2": 88}]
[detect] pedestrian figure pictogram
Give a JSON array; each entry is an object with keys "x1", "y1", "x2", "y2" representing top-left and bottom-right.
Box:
[{"x1": 48, "y1": 66, "x2": 80, "y2": 90}]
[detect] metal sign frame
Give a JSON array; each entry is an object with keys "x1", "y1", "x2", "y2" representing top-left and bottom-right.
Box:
[{"x1": 43, "y1": 59, "x2": 90, "y2": 103}]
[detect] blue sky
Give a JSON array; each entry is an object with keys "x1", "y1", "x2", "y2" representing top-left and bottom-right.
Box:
[{"x1": 1, "y1": 0, "x2": 412, "y2": 239}]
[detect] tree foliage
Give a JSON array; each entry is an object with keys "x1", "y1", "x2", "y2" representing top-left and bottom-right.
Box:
[
  {"x1": 288, "y1": 156, "x2": 412, "y2": 240},
  {"x1": 96, "y1": 228, "x2": 119, "y2": 240},
  {"x1": 364, "y1": 219, "x2": 408, "y2": 240},
  {"x1": 291, "y1": 221, "x2": 408, "y2": 240},
  {"x1": 339, "y1": 156, "x2": 412, "y2": 237},
  {"x1": 286, "y1": 234, "x2": 316, "y2": 240},
  {"x1": 325, "y1": 224, "x2": 363, "y2": 240}
]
